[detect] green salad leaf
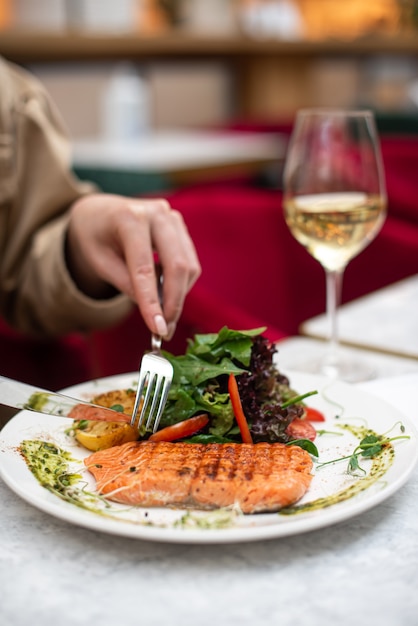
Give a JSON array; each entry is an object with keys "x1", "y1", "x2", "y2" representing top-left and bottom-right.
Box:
[
  {"x1": 186, "y1": 326, "x2": 266, "y2": 366},
  {"x1": 157, "y1": 326, "x2": 313, "y2": 447},
  {"x1": 160, "y1": 327, "x2": 266, "y2": 435}
]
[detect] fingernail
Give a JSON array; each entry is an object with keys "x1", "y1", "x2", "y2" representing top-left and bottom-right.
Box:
[
  {"x1": 154, "y1": 314, "x2": 168, "y2": 337},
  {"x1": 166, "y1": 322, "x2": 176, "y2": 340}
]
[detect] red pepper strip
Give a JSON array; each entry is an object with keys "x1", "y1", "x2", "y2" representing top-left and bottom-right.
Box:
[
  {"x1": 228, "y1": 373, "x2": 253, "y2": 444},
  {"x1": 148, "y1": 414, "x2": 209, "y2": 442}
]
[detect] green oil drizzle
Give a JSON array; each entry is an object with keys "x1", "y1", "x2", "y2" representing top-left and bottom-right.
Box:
[
  {"x1": 174, "y1": 508, "x2": 238, "y2": 530},
  {"x1": 280, "y1": 423, "x2": 395, "y2": 516},
  {"x1": 20, "y1": 440, "x2": 80, "y2": 490},
  {"x1": 19, "y1": 440, "x2": 115, "y2": 516},
  {"x1": 24, "y1": 393, "x2": 50, "y2": 412}
]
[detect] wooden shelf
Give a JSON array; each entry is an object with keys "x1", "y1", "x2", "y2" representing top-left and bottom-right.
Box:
[
  {"x1": 2, "y1": 29, "x2": 418, "y2": 63},
  {"x1": 3, "y1": 28, "x2": 417, "y2": 123}
]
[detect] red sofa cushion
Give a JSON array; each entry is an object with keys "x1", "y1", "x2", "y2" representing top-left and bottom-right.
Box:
[
  {"x1": 2, "y1": 130, "x2": 418, "y2": 388},
  {"x1": 167, "y1": 181, "x2": 418, "y2": 334},
  {"x1": 381, "y1": 136, "x2": 418, "y2": 223},
  {"x1": 0, "y1": 318, "x2": 94, "y2": 390}
]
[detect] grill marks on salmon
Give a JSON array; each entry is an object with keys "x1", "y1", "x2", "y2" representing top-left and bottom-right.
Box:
[{"x1": 84, "y1": 441, "x2": 313, "y2": 514}]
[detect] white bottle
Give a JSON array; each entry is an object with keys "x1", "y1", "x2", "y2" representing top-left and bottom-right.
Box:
[{"x1": 101, "y1": 63, "x2": 150, "y2": 143}]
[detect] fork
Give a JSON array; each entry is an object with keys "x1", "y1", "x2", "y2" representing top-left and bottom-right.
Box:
[{"x1": 130, "y1": 273, "x2": 174, "y2": 433}]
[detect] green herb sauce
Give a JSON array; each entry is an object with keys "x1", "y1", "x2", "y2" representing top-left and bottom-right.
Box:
[
  {"x1": 174, "y1": 508, "x2": 238, "y2": 530},
  {"x1": 19, "y1": 440, "x2": 111, "y2": 515},
  {"x1": 280, "y1": 424, "x2": 395, "y2": 516},
  {"x1": 20, "y1": 440, "x2": 81, "y2": 493},
  {"x1": 24, "y1": 392, "x2": 50, "y2": 412}
]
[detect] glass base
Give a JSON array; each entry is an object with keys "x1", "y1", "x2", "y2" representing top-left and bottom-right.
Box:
[{"x1": 292, "y1": 352, "x2": 376, "y2": 383}]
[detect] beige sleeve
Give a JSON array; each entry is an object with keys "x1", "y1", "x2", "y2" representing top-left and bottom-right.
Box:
[{"x1": 0, "y1": 58, "x2": 133, "y2": 337}]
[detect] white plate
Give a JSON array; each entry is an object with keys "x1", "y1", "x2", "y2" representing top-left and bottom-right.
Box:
[{"x1": 0, "y1": 372, "x2": 417, "y2": 544}]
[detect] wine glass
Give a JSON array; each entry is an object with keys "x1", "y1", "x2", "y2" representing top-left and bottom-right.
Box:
[{"x1": 282, "y1": 109, "x2": 387, "y2": 382}]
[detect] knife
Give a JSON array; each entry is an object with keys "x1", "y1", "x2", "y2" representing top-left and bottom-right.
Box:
[{"x1": 0, "y1": 374, "x2": 129, "y2": 423}]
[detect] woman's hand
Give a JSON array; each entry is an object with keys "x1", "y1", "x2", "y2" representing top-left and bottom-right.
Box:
[{"x1": 66, "y1": 193, "x2": 201, "y2": 339}]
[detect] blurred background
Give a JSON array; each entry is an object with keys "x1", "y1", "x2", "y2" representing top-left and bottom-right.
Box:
[
  {"x1": 1, "y1": 0, "x2": 418, "y2": 140},
  {"x1": 1, "y1": 0, "x2": 418, "y2": 391}
]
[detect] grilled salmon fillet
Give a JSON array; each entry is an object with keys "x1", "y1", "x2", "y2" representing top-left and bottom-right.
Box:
[{"x1": 84, "y1": 441, "x2": 313, "y2": 514}]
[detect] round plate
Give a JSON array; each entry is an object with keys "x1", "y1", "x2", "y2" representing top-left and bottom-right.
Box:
[{"x1": 0, "y1": 372, "x2": 416, "y2": 544}]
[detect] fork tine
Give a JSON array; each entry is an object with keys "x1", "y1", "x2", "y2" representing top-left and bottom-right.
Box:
[
  {"x1": 130, "y1": 367, "x2": 148, "y2": 427},
  {"x1": 137, "y1": 371, "x2": 158, "y2": 427},
  {"x1": 145, "y1": 375, "x2": 172, "y2": 432},
  {"x1": 131, "y1": 352, "x2": 173, "y2": 432},
  {"x1": 130, "y1": 264, "x2": 173, "y2": 432},
  {"x1": 150, "y1": 378, "x2": 172, "y2": 432},
  {"x1": 145, "y1": 374, "x2": 164, "y2": 430}
]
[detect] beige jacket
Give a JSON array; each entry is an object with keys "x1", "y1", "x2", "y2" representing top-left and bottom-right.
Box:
[{"x1": 0, "y1": 57, "x2": 132, "y2": 337}]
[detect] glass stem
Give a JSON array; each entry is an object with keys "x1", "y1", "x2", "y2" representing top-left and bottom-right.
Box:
[{"x1": 325, "y1": 268, "x2": 344, "y2": 366}]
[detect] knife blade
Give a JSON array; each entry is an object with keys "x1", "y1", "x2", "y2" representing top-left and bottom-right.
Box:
[{"x1": 0, "y1": 374, "x2": 129, "y2": 423}]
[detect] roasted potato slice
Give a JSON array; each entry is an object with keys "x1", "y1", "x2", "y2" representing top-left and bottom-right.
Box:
[
  {"x1": 91, "y1": 388, "x2": 137, "y2": 415},
  {"x1": 72, "y1": 388, "x2": 139, "y2": 452},
  {"x1": 73, "y1": 420, "x2": 138, "y2": 452}
]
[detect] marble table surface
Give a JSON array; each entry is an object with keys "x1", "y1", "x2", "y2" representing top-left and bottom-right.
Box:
[
  {"x1": 300, "y1": 274, "x2": 418, "y2": 360},
  {"x1": 1, "y1": 346, "x2": 417, "y2": 626}
]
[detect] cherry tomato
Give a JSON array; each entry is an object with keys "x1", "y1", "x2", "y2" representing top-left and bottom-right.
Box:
[
  {"x1": 148, "y1": 414, "x2": 209, "y2": 442},
  {"x1": 303, "y1": 407, "x2": 325, "y2": 422},
  {"x1": 286, "y1": 418, "x2": 317, "y2": 442}
]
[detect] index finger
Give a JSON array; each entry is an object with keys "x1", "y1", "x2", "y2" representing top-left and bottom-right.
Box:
[
  {"x1": 150, "y1": 208, "x2": 201, "y2": 329},
  {"x1": 118, "y1": 202, "x2": 168, "y2": 337}
]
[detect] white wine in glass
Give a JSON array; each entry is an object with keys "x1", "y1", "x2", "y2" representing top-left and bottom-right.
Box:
[{"x1": 283, "y1": 109, "x2": 387, "y2": 382}]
